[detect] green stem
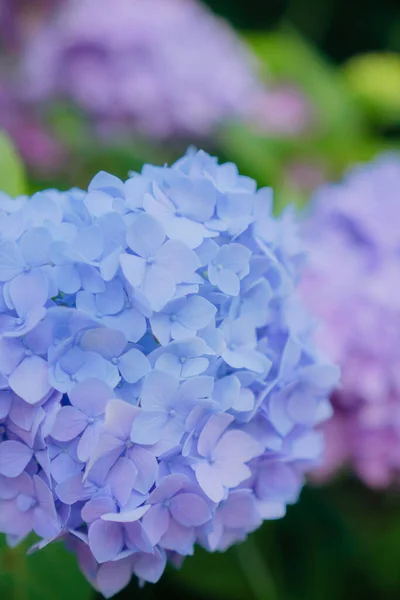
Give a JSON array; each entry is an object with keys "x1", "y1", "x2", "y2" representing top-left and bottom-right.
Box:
[{"x1": 234, "y1": 537, "x2": 278, "y2": 600}]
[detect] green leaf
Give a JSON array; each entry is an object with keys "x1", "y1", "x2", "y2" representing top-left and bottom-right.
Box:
[
  {"x1": 0, "y1": 132, "x2": 26, "y2": 197},
  {"x1": 0, "y1": 535, "x2": 93, "y2": 600}
]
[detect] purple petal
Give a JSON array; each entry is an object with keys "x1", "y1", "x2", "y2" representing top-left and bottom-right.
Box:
[
  {"x1": 107, "y1": 457, "x2": 138, "y2": 507},
  {"x1": 0, "y1": 499, "x2": 33, "y2": 537},
  {"x1": 78, "y1": 263, "x2": 106, "y2": 293},
  {"x1": 170, "y1": 492, "x2": 212, "y2": 527},
  {"x1": 154, "y1": 353, "x2": 182, "y2": 379},
  {"x1": 141, "y1": 504, "x2": 170, "y2": 546},
  {"x1": 55, "y1": 472, "x2": 96, "y2": 505},
  {"x1": 56, "y1": 265, "x2": 81, "y2": 294},
  {"x1": 148, "y1": 473, "x2": 188, "y2": 504},
  {"x1": 50, "y1": 451, "x2": 81, "y2": 484},
  {"x1": 215, "y1": 430, "x2": 262, "y2": 464},
  {"x1": 156, "y1": 240, "x2": 200, "y2": 283},
  {"x1": 0, "y1": 241, "x2": 24, "y2": 282},
  {"x1": 80, "y1": 328, "x2": 127, "y2": 361},
  {"x1": 19, "y1": 228, "x2": 52, "y2": 267},
  {"x1": 128, "y1": 447, "x2": 158, "y2": 494},
  {"x1": 181, "y1": 357, "x2": 209, "y2": 378},
  {"x1": 96, "y1": 558, "x2": 132, "y2": 599},
  {"x1": 71, "y1": 225, "x2": 104, "y2": 262},
  {"x1": 96, "y1": 279, "x2": 125, "y2": 315},
  {"x1": 140, "y1": 370, "x2": 179, "y2": 411},
  {"x1": 178, "y1": 296, "x2": 216, "y2": 330},
  {"x1": 0, "y1": 389, "x2": 12, "y2": 419},
  {"x1": 130, "y1": 411, "x2": 168, "y2": 445},
  {"x1": 132, "y1": 547, "x2": 166, "y2": 584},
  {"x1": 100, "y1": 248, "x2": 122, "y2": 282},
  {"x1": 0, "y1": 440, "x2": 33, "y2": 477},
  {"x1": 197, "y1": 413, "x2": 234, "y2": 458},
  {"x1": 81, "y1": 496, "x2": 118, "y2": 524},
  {"x1": 51, "y1": 406, "x2": 87, "y2": 441},
  {"x1": 149, "y1": 313, "x2": 171, "y2": 345},
  {"x1": 164, "y1": 216, "x2": 205, "y2": 249},
  {"x1": 104, "y1": 398, "x2": 139, "y2": 440},
  {"x1": 195, "y1": 462, "x2": 225, "y2": 502},
  {"x1": 88, "y1": 519, "x2": 124, "y2": 563},
  {"x1": 118, "y1": 349, "x2": 150, "y2": 384},
  {"x1": 120, "y1": 253, "x2": 146, "y2": 288},
  {"x1": 33, "y1": 476, "x2": 59, "y2": 538},
  {"x1": 126, "y1": 213, "x2": 165, "y2": 258},
  {"x1": 101, "y1": 505, "x2": 150, "y2": 523},
  {"x1": 159, "y1": 518, "x2": 196, "y2": 555},
  {"x1": 9, "y1": 356, "x2": 52, "y2": 405},
  {"x1": 70, "y1": 378, "x2": 112, "y2": 417},
  {"x1": 77, "y1": 422, "x2": 103, "y2": 463},
  {"x1": 9, "y1": 396, "x2": 41, "y2": 431},
  {"x1": 219, "y1": 490, "x2": 260, "y2": 529},
  {"x1": 215, "y1": 269, "x2": 240, "y2": 296},
  {"x1": 0, "y1": 337, "x2": 25, "y2": 375},
  {"x1": 104, "y1": 309, "x2": 146, "y2": 344},
  {"x1": 124, "y1": 520, "x2": 153, "y2": 553},
  {"x1": 142, "y1": 264, "x2": 175, "y2": 311},
  {"x1": 9, "y1": 271, "x2": 48, "y2": 315}
]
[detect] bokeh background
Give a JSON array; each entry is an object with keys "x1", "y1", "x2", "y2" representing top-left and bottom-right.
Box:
[{"x1": 1, "y1": 1, "x2": 400, "y2": 599}]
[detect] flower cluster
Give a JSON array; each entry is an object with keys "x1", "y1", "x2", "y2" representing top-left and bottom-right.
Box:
[
  {"x1": 301, "y1": 155, "x2": 400, "y2": 487},
  {"x1": 20, "y1": 0, "x2": 260, "y2": 139},
  {"x1": 0, "y1": 149, "x2": 338, "y2": 597}
]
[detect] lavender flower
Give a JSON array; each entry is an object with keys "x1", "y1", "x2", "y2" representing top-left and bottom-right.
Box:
[
  {"x1": 301, "y1": 154, "x2": 400, "y2": 488},
  {"x1": 0, "y1": 149, "x2": 337, "y2": 597},
  {"x1": 21, "y1": 0, "x2": 260, "y2": 139}
]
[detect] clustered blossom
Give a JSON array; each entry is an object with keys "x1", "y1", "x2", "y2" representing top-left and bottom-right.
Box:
[
  {"x1": 0, "y1": 149, "x2": 338, "y2": 597},
  {"x1": 301, "y1": 155, "x2": 400, "y2": 488},
  {"x1": 20, "y1": 0, "x2": 260, "y2": 139}
]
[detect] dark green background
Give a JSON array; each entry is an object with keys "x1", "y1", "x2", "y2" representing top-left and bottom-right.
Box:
[{"x1": 204, "y1": 0, "x2": 400, "y2": 59}]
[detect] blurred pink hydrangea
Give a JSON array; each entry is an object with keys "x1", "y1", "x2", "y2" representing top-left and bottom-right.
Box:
[
  {"x1": 251, "y1": 84, "x2": 313, "y2": 137},
  {"x1": 20, "y1": 0, "x2": 261, "y2": 139},
  {"x1": 301, "y1": 155, "x2": 400, "y2": 488}
]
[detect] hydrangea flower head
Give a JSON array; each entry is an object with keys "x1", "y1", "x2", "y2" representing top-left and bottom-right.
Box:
[
  {"x1": 301, "y1": 155, "x2": 400, "y2": 487},
  {"x1": 0, "y1": 149, "x2": 337, "y2": 597},
  {"x1": 21, "y1": 0, "x2": 260, "y2": 139}
]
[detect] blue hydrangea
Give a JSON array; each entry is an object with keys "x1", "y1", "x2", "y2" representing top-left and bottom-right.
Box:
[{"x1": 0, "y1": 150, "x2": 338, "y2": 598}]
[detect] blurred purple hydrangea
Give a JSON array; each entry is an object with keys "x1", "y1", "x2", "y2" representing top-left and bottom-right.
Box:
[
  {"x1": 20, "y1": 0, "x2": 260, "y2": 139},
  {"x1": 0, "y1": 0, "x2": 58, "y2": 52},
  {"x1": 0, "y1": 149, "x2": 338, "y2": 597},
  {"x1": 0, "y1": 76, "x2": 64, "y2": 172},
  {"x1": 301, "y1": 155, "x2": 400, "y2": 488}
]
